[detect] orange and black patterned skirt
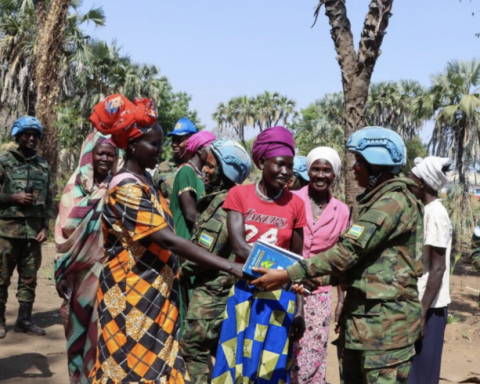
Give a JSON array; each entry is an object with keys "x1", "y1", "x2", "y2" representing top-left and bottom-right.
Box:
[{"x1": 89, "y1": 175, "x2": 191, "y2": 384}]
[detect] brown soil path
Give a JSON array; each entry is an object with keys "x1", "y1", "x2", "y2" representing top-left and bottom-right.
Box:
[{"x1": 0, "y1": 243, "x2": 479, "y2": 383}]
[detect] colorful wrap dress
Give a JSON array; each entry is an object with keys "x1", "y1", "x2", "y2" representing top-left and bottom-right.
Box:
[
  {"x1": 89, "y1": 171, "x2": 190, "y2": 384},
  {"x1": 55, "y1": 132, "x2": 118, "y2": 384}
]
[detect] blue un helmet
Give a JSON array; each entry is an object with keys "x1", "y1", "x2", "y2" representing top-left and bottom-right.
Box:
[
  {"x1": 346, "y1": 126, "x2": 406, "y2": 174},
  {"x1": 11, "y1": 116, "x2": 44, "y2": 139},
  {"x1": 211, "y1": 139, "x2": 252, "y2": 184},
  {"x1": 167, "y1": 117, "x2": 197, "y2": 137},
  {"x1": 293, "y1": 156, "x2": 310, "y2": 182}
]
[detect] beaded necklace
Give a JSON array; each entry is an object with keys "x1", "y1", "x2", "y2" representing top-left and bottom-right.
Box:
[
  {"x1": 255, "y1": 182, "x2": 283, "y2": 202},
  {"x1": 188, "y1": 160, "x2": 204, "y2": 177},
  {"x1": 309, "y1": 194, "x2": 329, "y2": 225}
]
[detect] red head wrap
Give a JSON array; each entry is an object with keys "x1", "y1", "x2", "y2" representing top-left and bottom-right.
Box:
[{"x1": 89, "y1": 94, "x2": 158, "y2": 149}]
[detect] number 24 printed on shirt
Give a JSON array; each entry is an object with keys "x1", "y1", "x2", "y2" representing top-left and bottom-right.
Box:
[{"x1": 245, "y1": 224, "x2": 278, "y2": 245}]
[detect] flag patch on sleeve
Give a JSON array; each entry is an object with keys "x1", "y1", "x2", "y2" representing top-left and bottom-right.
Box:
[
  {"x1": 199, "y1": 232, "x2": 214, "y2": 249},
  {"x1": 345, "y1": 225, "x2": 365, "y2": 240}
]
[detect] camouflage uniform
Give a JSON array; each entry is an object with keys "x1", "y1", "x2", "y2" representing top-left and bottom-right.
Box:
[
  {"x1": 287, "y1": 178, "x2": 424, "y2": 384},
  {"x1": 152, "y1": 159, "x2": 176, "y2": 199},
  {"x1": 0, "y1": 149, "x2": 53, "y2": 305},
  {"x1": 180, "y1": 190, "x2": 236, "y2": 384},
  {"x1": 471, "y1": 218, "x2": 480, "y2": 271}
]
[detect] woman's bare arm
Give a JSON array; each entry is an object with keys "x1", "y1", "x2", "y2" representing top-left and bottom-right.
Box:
[{"x1": 227, "y1": 210, "x2": 251, "y2": 260}]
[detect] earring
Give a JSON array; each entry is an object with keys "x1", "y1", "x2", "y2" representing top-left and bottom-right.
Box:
[{"x1": 132, "y1": 148, "x2": 136, "y2": 154}]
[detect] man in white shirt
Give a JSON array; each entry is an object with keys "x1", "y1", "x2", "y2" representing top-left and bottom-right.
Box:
[{"x1": 408, "y1": 156, "x2": 453, "y2": 384}]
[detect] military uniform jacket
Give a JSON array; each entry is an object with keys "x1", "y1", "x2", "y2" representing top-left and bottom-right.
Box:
[
  {"x1": 471, "y1": 218, "x2": 480, "y2": 270},
  {"x1": 0, "y1": 149, "x2": 53, "y2": 239},
  {"x1": 182, "y1": 190, "x2": 236, "y2": 319},
  {"x1": 288, "y1": 177, "x2": 424, "y2": 351}
]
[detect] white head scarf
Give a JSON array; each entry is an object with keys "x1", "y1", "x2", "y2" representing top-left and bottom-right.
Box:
[
  {"x1": 411, "y1": 156, "x2": 452, "y2": 191},
  {"x1": 306, "y1": 146, "x2": 342, "y2": 176}
]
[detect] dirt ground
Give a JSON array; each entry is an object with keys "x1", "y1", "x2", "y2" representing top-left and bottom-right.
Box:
[{"x1": 0, "y1": 242, "x2": 479, "y2": 384}]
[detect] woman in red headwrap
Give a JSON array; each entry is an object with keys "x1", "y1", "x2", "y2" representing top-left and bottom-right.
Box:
[
  {"x1": 89, "y1": 95, "x2": 243, "y2": 384},
  {"x1": 212, "y1": 126, "x2": 307, "y2": 384}
]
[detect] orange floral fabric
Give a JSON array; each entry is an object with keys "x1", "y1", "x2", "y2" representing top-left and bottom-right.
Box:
[{"x1": 90, "y1": 94, "x2": 158, "y2": 149}]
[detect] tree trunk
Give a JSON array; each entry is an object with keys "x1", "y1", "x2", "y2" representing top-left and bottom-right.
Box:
[
  {"x1": 456, "y1": 124, "x2": 467, "y2": 194},
  {"x1": 34, "y1": 0, "x2": 71, "y2": 193},
  {"x1": 26, "y1": 0, "x2": 49, "y2": 116},
  {"x1": 317, "y1": 0, "x2": 394, "y2": 210}
]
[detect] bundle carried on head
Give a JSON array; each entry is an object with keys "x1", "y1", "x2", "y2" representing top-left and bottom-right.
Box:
[
  {"x1": 251, "y1": 126, "x2": 295, "y2": 168},
  {"x1": 181, "y1": 130, "x2": 217, "y2": 159},
  {"x1": 412, "y1": 156, "x2": 452, "y2": 192},
  {"x1": 90, "y1": 94, "x2": 157, "y2": 149}
]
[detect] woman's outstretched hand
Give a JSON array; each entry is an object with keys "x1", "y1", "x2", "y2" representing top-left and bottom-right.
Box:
[
  {"x1": 251, "y1": 268, "x2": 289, "y2": 290},
  {"x1": 290, "y1": 284, "x2": 308, "y2": 295}
]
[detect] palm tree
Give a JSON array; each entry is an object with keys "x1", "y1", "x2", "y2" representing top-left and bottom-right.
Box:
[
  {"x1": 0, "y1": 0, "x2": 105, "y2": 117},
  {"x1": 294, "y1": 92, "x2": 345, "y2": 156},
  {"x1": 212, "y1": 96, "x2": 254, "y2": 147},
  {"x1": 421, "y1": 60, "x2": 480, "y2": 252},
  {"x1": 367, "y1": 80, "x2": 426, "y2": 140},
  {"x1": 0, "y1": 0, "x2": 37, "y2": 115},
  {"x1": 254, "y1": 91, "x2": 280, "y2": 131},
  {"x1": 425, "y1": 60, "x2": 480, "y2": 194},
  {"x1": 213, "y1": 92, "x2": 299, "y2": 147},
  {"x1": 122, "y1": 63, "x2": 165, "y2": 104},
  {"x1": 274, "y1": 95, "x2": 298, "y2": 127}
]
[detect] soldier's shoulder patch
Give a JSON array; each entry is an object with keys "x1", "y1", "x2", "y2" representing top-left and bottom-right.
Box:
[
  {"x1": 345, "y1": 225, "x2": 365, "y2": 240},
  {"x1": 198, "y1": 231, "x2": 215, "y2": 249}
]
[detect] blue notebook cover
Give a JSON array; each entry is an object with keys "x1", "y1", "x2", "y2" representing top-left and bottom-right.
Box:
[{"x1": 243, "y1": 240, "x2": 303, "y2": 290}]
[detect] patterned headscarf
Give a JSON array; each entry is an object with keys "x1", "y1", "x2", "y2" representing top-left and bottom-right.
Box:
[
  {"x1": 55, "y1": 132, "x2": 118, "y2": 284},
  {"x1": 90, "y1": 94, "x2": 157, "y2": 149},
  {"x1": 252, "y1": 126, "x2": 295, "y2": 168}
]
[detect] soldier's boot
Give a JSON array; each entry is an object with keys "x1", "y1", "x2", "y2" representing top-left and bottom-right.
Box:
[
  {"x1": 0, "y1": 303, "x2": 6, "y2": 339},
  {"x1": 14, "y1": 302, "x2": 46, "y2": 336}
]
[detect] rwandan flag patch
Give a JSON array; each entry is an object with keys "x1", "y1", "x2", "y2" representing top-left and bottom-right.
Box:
[
  {"x1": 199, "y1": 232, "x2": 214, "y2": 249},
  {"x1": 345, "y1": 225, "x2": 365, "y2": 240}
]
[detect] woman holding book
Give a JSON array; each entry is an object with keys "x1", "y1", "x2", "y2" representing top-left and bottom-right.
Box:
[
  {"x1": 290, "y1": 147, "x2": 349, "y2": 384},
  {"x1": 250, "y1": 127, "x2": 424, "y2": 384},
  {"x1": 211, "y1": 126, "x2": 306, "y2": 384}
]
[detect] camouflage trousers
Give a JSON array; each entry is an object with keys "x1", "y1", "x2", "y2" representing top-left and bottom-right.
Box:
[
  {"x1": 0, "y1": 237, "x2": 42, "y2": 304},
  {"x1": 337, "y1": 333, "x2": 414, "y2": 384},
  {"x1": 180, "y1": 317, "x2": 224, "y2": 384}
]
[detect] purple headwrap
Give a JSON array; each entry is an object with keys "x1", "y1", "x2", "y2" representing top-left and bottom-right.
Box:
[
  {"x1": 252, "y1": 126, "x2": 295, "y2": 168},
  {"x1": 181, "y1": 130, "x2": 217, "y2": 159}
]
